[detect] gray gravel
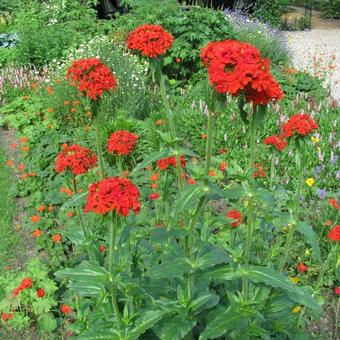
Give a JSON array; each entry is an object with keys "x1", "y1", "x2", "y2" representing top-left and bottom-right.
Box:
[{"x1": 284, "y1": 29, "x2": 340, "y2": 102}]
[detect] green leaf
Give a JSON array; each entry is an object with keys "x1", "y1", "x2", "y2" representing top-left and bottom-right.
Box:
[
  {"x1": 296, "y1": 222, "x2": 322, "y2": 263},
  {"x1": 189, "y1": 293, "x2": 219, "y2": 313},
  {"x1": 199, "y1": 308, "x2": 251, "y2": 339},
  {"x1": 37, "y1": 314, "x2": 57, "y2": 332},
  {"x1": 54, "y1": 264, "x2": 109, "y2": 283},
  {"x1": 201, "y1": 266, "x2": 244, "y2": 282},
  {"x1": 238, "y1": 97, "x2": 248, "y2": 124},
  {"x1": 61, "y1": 190, "x2": 88, "y2": 209},
  {"x1": 177, "y1": 147, "x2": 200, "y2": 158},
  {"x1": 77, "y1": 331, "x2": 119, "y2": 340},
  {"x1": 150, "y1": 257, "x2": 190, "y2": 279},
  {"x1": 248, "y1": 266, "x2": 320, "y2": 310},
  {"x1": 153, "y1": 315, "x2": 196, "y2": 340},
  {"x1": 196, "y1": 244, "x2": 230, "y2": 271},
  {"x1": 127, "y1": 310, "x2": 165, "y2": 340},
  {"x1": 132, "y1": 148, "x2": 173, "y2": 172},
  {"x1": 69, "y1": 281, "x2": 104, "y2": 297},
  {"x1": 253, "y1": 105, "x2": 267, "y2": 125}
]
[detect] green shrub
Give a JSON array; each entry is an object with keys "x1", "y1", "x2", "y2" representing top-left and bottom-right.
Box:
[
  {"x1": 253, "y1": 0, "x2": 282, "y2": 27},
  {"x1": 321, "y1": 0, "x2": 340, "y2": 19}
]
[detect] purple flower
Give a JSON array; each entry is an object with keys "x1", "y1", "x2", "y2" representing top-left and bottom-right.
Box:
[{"x1": 317, "y1": 189, "x2": 327, "y2": 200}]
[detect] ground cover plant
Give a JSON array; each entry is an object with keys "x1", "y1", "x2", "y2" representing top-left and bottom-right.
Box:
[{"x1": 0, "y1": 0, "x2": 339, "y2": 339}]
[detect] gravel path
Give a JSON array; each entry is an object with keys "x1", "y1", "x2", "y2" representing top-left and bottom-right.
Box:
[{"x1": 284, "y1": 29, "x2": 340, "y2": 102}]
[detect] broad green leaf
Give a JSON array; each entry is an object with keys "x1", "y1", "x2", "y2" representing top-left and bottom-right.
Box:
[
  {"x1": 153, "y1": 315, "x2": 196, "y2": 340},
  {"x1": 189, "y1": 293, "x2": 219, "y2": 313},
  {"x1": 296, "y1": 222, "x2": 322, "y2": 263},
  {"x1": 77, "y1": 331, "x2": 119, "y2": 340},
  {"x1": 61, "y1": 190, "x2": 88, "y2": 208},
  {"x1": 126, "y1": 310, "x2": 165, "y2": 340},
  {"x1": 177, "y1": 147, "x2": 200, "y2": 158},
  {"x1": 150, "y1": 257, "x2": 190, "y2": 279},
  {"x1": 248, "y1": 266, "x2": 319, "y2": 310},
  {"x1": 196, "y1": 244, "x2": 230, "y2": 271},
  {"x1": 132, "y1": 148, "x2": 173, "y2": 172},
  {"x1": 54, "y1": 264, "x2": 109, "y2": 283},
  {"x1": 201, "y1": 266, "x2": 244, "y2": 282},
  {"x1": 199, "y1": 308, "x2": 250, "y2": 339},
  {"x1": 208, "y1": 181, "x2": 244, "y2": 200},
  {"x1": 37, "y1": 314, "x2": 57, "y2": 332},
  {"x1": 238, "y1": 97, "x2": 249, "y2": 124},
  {"x1": 69, "y1": 281, "x2": 104, "y2": 297},
  {"x1": 254, "y1": 104, "x2": 267, "y2": 125}
]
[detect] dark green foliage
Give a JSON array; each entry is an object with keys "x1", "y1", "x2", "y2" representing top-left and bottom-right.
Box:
[
  {"x1": 321, "y1": 0, "x2": 340, "y2": 19},
  {"x1": 253, "y1": 0, "x2": 282, "y2": 27}
]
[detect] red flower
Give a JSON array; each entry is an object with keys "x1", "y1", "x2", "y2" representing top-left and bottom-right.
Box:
[
  {"x1": 31, "y1": 215, "x2": 41, "y2": 223},
  {"x1": 32, "y1": 229, "x2": 42, "y2": 238},
  {"x1": 55, "y1": 144, "x2": 97, "y2": 175},
  {"x1": 37, "y1": 205, "x2": 45, "y2": 212},
  {"x1": 253, "y1": 163, "x2": 266, "y2": 178},
  {"x1": 99, "y1": 244, "x2": 106, "y2": 253},
  {"x1": 150, "y1": 172, "x2": 159, "y2": 182},
  {"x1": 37, "y1": 288, "x2": 45, "y2": 298},
  {"x1": 328, "y1": 198, "x2": 340, "y2": 209},
  {"x1": 201, "y1": 40, "x2": 283, "y2": 105},
  {"x1": 327, "y1": 225, "x2": 340, "y2": 241},
  {"x1": 281, "y1": 114, "x2": 318, "y2": 138},
  {"x1": 20, "y1": 277, "x2": 33, "y2": 289},
  {"x1": 334, "y1": 287, "x2": 340, "y2": 295},
  {"x1": 12, "y1": 287, "x2": 21, "y2": 296},
  {"x1": 157, "y1": 156, "x2": 185, "y2": 170},
  {"x1": 107, "y1": 130, "x2": 138, "y2": 155},
  {"x1": 219, "y1": 161, "x2": 227, "y2": 172},
  {"x1": 187, "y1": 178, "x2": 196, "y2": 185},
  {"x1": 149, "y1": 192, "x2": 160, "y2": 200},
  {"x1": 297, "y1": 263, "x2": 308, "y2": 273},
  {"x1": 263, "y1": 135, "x2": 288, "y2": 151},
  {"x1": 61, "y1": 304, "x2": 72, "y2": 315},
  {"x1": 67, "y1": 211, "x2": 74, "y2": 218},
  {"x1": 84, "y1": 177, "x2": 140, "y2": 216},
  {"x1": 52, "y1": 234, "x2": 62, "y2": 243},
  {"x1": 1, "y1": 313, "x2": 13, "y2": 321},
  {"x1": 66, "y1": 58, "x2": 117, "y2": 100},
  {"x1": 227, "y1": 209, "x2": 242, "y2": 228},
  {"x1": 127, "y1": 24, "x2": 174, "y2": 58}
]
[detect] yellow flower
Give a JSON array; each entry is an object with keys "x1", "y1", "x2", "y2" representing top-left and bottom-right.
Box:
[
  {"x1": 290, "y1": 277, "x2": 300, "y2": 284},
  {"x1": 311, "y1": 136, "x2": 319, "y2": 144},
  {"x1": 282, "y1": 226, "x2": 289, "y2": 233},
  {"x1": 306, "y1": 178, "x2": 315, "y2": 187},
  {"x1": 305, "y1": 248, "x2": 310, "y2": 256},
  {"x1": 292, "y1": 305, "x2": 301, "y2": 314}
]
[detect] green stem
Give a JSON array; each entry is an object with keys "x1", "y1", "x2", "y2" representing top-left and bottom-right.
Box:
[
  {"x1": 94, "y1": 116, "x2": 105, "y2": 179},
  {"x1": 314, "y1": 249, "x2": 333, "y2": 293},
  {"x1": 270, "y1": 153, "x2": 275, "y2": 189},
  {"x1": 109, "y1": 213, "x2": 122, "y2": 330},
  {"x1": 242, "y1": 115, "x2": 257, "y2": 299},
  {"x1": 279, "y1": 141, "x2": 303, "y2": 272},
  {"x1": 159, "y1": 74, "x2": 183, "y2": 190},
  {"x1": 72, "y1": 178, "x2": 88, "y2": 239}
]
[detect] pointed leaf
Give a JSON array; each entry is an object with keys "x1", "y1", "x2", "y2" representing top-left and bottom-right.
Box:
[
  {"x1": 55, "y1": 264, "x2": 109, "y2": 283},
  {"x1": 200, "y1": 266, "x2": 244, "y2": 282},
  {"x1": 153, "y1": 316, "x2": 196, "y2": 340},
  {"x1": 133, "y1": 149, "x2": 173, "y2": 172},
  {"x1": 61, "y1": 190, "x2": 88, "y2": 208},
  {"x1": 150, "y1": 257, "x2": 190, "y2": 279}
]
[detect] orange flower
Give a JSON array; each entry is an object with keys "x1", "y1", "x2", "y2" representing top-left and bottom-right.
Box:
[
  {"x1": 187, "y1": 178, "x2": 196, "y2": 185},
  {"x1": 48, "y1": 205, "x2": 54, "y2": 212},
  {"x1": 201, "y1": 133, "x2": 207, "y2": 139},
  {"x1": 324, "y1": 220, "x2": 333, "y2": 226},
  {"x1": 64, "y1": 100, "x2": 70, "y2": 106},
  {"x1": 21, "y1": 173, "x2": 29, "y2": 180},
  {"x1": 37, "y1": 205, "x2": 45, "y2": 212},
  {"x1": 73, "y1": 100, "x2": 79, "y2": 105},
  {"x1": 209, "y1": 170, "x2": 216, "y2": 177},
  {"x1": 47, "y1": 108, "x2": 54, "y2": 113},
  {"x1": 70, "y1": 107, "x2": 76, "y2": 113},
  {"x1": 150, "y1": 183, "x2": 157, "y2": 189},
  {"x1": 67, "y1": 211, "x2": 74, "y2": 218},
  {"x1": 52, "y1": 234, "x2": 62, "y2": 243},
  {"x1": 47, "y1": 86, "x2": 53, "y2": 94},
  {"x1": 155, "y1": 119, "x2": 163, "y2": 126},
  {"x1": 22, "y1": 95, "x2": 29, "y2": 101},
  {"x1": 31, "y1": 215, "x2": 41, "y2": 223},
  {"x1": 219, "y1": 161, "x2": 227, "y2": 172},
  {"x1": 21, "y1": 146, "x2": 29, "y2": 152},
  {"x1": 32, "y1": 229, "x2": 42, "y2": 238},
  {"x1": 31, "y1": 82, "x2": 38, "y2": 89},
  {"x1": 5, "y1": 160, "x2": 14, "y2": 166},
  {"x1": 20, "y1": 137, "x2": 28, "y2": 143},
  {"x1": 17, "y1": 163, "x2": 25, "y2": 171},
  {"x1": 85, "y1": 124, "x2": 90, "y2": 132},
  {"x1": 77, "y1": 188, "x2": 83, "y2": 193},
  {"x1": 11, "y1": 143, "x2": 18, "y2": 149},
  {"x1": 29, "y1": 172, "x2": 37, "y2": 177},
  {"x1": 55, "y1": 79, "x2": 61, "y2": 84},
  {"x1": 328, "y1": 198, "x2": 340, "y2": 209},
  {"x1": 150, "y1": 172, "x2": 159, "y2": 182},
  {"x1": 175, "y1": 57, "x2": 182, "y2": 63},
  {"x1": 86, "y1": 111, "x2": 92, "y2": 117}
]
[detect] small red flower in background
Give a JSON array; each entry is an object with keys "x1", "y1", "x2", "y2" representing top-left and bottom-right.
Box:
[
  {"x1": 66, "y1": 58, "x2": 117, "y2": 100},
  {"x1": 17, "y1": 163, "x2": 25, "y2": 171},
  {"x1": 99, "y1": 244, "x2": 106, "y2": 253},
  {"x1": 187, "y1": 178, "x2": 196, "y2": 185},
  {"x1": 55, "y1": 144, "x2": 98, "y2": 175},
  {"x1": 149, "y1": 192, "x2": 160, "y2": 200},
  {"x1": 219, "y1": 161, "x2": 227, "y2": 172},
  {"x1": 334, "y1": 287, "x2": 340, "y2": 295},
  {"x1": 281, "y1": 114, "x2": 318, "y2": 138},
  {"x1": 37, "y1": 205, "x2": 45, "y2": 212},
  {"x1": 127, "y1": 24, "x2": 174, "y2": 58},
  {"x1": 52, "y1": 234, "x2": 62, "y2": 243},
  {"x1": 11, "y1": 143, "x2": 18, "y2": 149},
  {"x1": 5, "y1": 160, "x2": 14, "y2": 166},
  {"x1": 32, "y1": 229, "x2": 42, "y2": 238},
  {"x1": 107, "y1": 130, "x2": 138, "y2": 156},
  {"x1": 150, "y1": 172, "x2": 159, "y2": 182},
  {"x1": 37, "y1": 288, "x2": 45, "y2": 298},
  {"x1": 67, "y1": 211, "x2": 74, "y2": 218},
  {"x1": 157, "y1": 156, "x2": 185, "y2": 170},
  {"x1": 324, "y1": 220, "x2": 333, "y2": 226},
  {"x1": 155, "y1": 119, "x2": 164, "y2": 126},
  {"x1": 328, "y1": 198, "x2": 340, "y2": 209},
  {"x1": 263, "y1": 135, "x2": 288, "y2": 151},
  {"x1": 20, "y1": 137, "x2": 28, "y2": 143},
  {"x1": 20, "y1": 278, "x2": 33, "y2": 289},
  {"x1": 84, "y1": 177, "x2": 140, "y2": 216},
  {"x1": 201, "y1": 133, "x2": 207, "y2": 139},
  {"x1": 61, "y1": 304, "x2": 72, "y2": 314},
  {"x1": 201, "y1": 40, "x2": 283, "y2": 105},
  {"x1": 1, "y1": 313, "x2": 13, "y2": 321},
  {"x1": 12, "y1": 287, "x2": 21, "y2": 296},
  {"x1": 209, "y1": 170, "x2": 216, "y2": 177},
  {"x1": 175, "y1": 58, "x2": 182, "y2": 63},
  {"x1": 327, "y1": 225, "x2": 340, "y2": 241},
  {"x1": 31, "y1": 215, "x2": 41, "y2": 223},
  {"x1": 297, "y1": 263, "x2": 308, "y2": 273},
  {"x1": 253, "y1": 163, "x2": 266, "y2": 178},
  {"x1": 227, "y1": 209, "x2": 242, "y2": 228}
]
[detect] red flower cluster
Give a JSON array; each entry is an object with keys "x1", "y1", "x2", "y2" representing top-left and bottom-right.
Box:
[
  {"x1": 1, "y1": 313, "x2": 13, "y2": 321},
  {"x1": 127, "y1": 24, "x2": 174, "y2": 58},
  {"x1": 328, "y1": 225, "x2": 340, "y2": 241},
  {"x1": 282, "y1": 114, "x2": 318, "y2": 138},
  {"x1": 61, "y1": 304, "x2": 72, "y2": 315},
  {"x1": 263, "y1": 135, "x2": 288, "y2": 151},
  {"x1": 84, "y1": 177, "x2": 140, "y2": 216},
  {"x1": 328, "y1": 198, "x2": 340, "y2": 209},
  {"x1": 12, "y1": 277, "x2": 33, "y2": 296},
  {"x1": 37, "y1": 288, "x2": 45, "y2": 298},
  {"x1": 55, "y1": 144, "x2": 97, "y2": 175},
  {"x1": 297, "y1": 263, "x2": 308, "y2": 273},
  {"x1": 201, "y1": 40, "x2": 283, "y2": 105},
  {"x1": 226, "y1": 209, "x2": 242, "y2": 228},
  {"x1": 157, "y1": 156, "x2": 186, "y2": 170},
  {"x1": 107, "y1": 130, "x2": 139, "y2": 155},
  {"x1": 253, "y1": 163, "x2": 266, "y2": 178},
  {"x1": 66, "y1": 58, "x2": 117, "y2": 100}
]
